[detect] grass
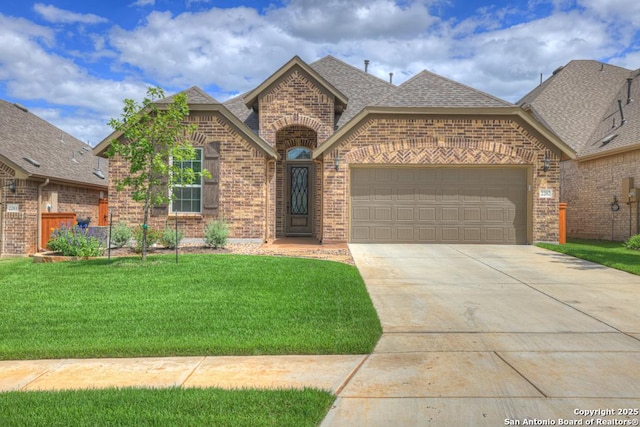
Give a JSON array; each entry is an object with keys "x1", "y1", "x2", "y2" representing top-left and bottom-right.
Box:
[
  {"x1": 0, "y1": 387, "x2": 335, "y2": 427},
  {"x1": 0, "y1": 254, "x2": 381, "y2": 360},
  {"x1": 536, "y1": 238, "x2": 640, "y2": 275}
]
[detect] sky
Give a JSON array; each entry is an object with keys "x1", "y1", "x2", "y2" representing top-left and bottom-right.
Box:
[{"x1": 1, "y1": 0, "x2": 639, "y2": 146}]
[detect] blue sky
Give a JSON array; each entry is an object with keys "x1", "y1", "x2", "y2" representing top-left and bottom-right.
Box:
[{"x1": 1, "y1": 0, "x2": 639, "y2": 145}]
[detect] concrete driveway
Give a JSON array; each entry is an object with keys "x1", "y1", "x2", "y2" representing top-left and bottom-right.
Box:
[{"x1": 321, "y1": 245, "x2": 640, "y2": 426}]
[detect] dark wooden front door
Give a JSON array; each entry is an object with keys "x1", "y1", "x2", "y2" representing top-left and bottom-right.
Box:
[{"x1": 286, "y1": 163, "x2": 313, "y2": 235}]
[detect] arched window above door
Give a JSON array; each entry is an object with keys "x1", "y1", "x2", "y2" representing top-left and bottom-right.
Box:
[{"x1": 287, "y1": 147, "x2": 312, "y2": 160}]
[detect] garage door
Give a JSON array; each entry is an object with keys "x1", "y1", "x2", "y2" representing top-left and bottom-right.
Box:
[{"x1": 350, "y1": 167, "x2": 528, "y2": 244}]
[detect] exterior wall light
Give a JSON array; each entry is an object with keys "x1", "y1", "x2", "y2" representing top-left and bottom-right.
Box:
[
  {"x1": 334, "y1": 156, "x2": 340, "y2": 171},
  {"x1": 8, "y1": 180, "x2": 16, "y2": 193},
  {"x1": 542, "y1": 158, "x2": 551, "y2": 172}
]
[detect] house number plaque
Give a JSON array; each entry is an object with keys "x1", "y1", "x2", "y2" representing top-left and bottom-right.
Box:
[{"x1": 539, "y1": 189, "x2": 553, "y2": 199}]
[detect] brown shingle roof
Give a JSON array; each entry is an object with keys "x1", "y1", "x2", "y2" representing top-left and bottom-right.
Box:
[
  {"x1": 581, "y1": 69, "x2": 640, "y2": 158},
  {"x1": 157, "y1": 86, "x2": 220, "y2": 105},
  {"x1": 309, "y1": 55, "x2": 396, "y2": 128},
  {"x1": 0, "y1": 99, "x2": 107, "y2": 187},
  {"x1": 377, "y1": 70, "x2": 512, "y2": 108},
  {"x1": 517, "y1": 60, "x2": 632, "y2": 152}
]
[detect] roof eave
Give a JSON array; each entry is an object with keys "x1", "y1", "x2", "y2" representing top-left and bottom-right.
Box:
[
  {"x1": 576, "y1": 143, "x2": 640, "y2": 162},
  {"x1": 313, "y1": 106, "x2": 576, "y2": 160},
  {"x1": 93, "y1": 104, "x2": 279, "y2": 161}
]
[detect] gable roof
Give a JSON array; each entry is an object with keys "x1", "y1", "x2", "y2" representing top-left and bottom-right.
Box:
[
  {"x1": 313, "y1": 106, "x2": 576, "y2": 161},
  {"x1": 377, "y1": 70, "x2": 512, "y2": 108},
  {"x1": 94, "y1": 86, "x2": 278, "y2": 160},
  {"x1": 242, "y1": 56, "x2": 348, "y2": 113},
  {"x1": 0, "y1": 99, "x2": 107, "y2": 188},
  {"x1": 517, "y1": 60, "x2": 632, "y2": 152}
]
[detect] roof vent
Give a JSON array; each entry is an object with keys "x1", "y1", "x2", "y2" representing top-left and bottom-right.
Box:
[
  {"x1": 627, "y1": 78, "x2": 633, "y2": 104},
  {"x1": 71, "y1": 151, "x2": 79, "y2": 164},
  {"x1": 598, "y1": 133, "x2": 618, "y2": 146},
  {"x1": 23, "y1": 157, "x2": 40, "y2": 167},
  {"x1": 94, "y1": 158, "x2": 105, "y2": 179},
  {"x1": 13, "y1": 103, "x2": 28, "y2": 113},
  {"x1": 364, "y1": 59, "x2": 370, "y2": 73},
  {"x1": 552, "y1": 65, "x2": 564, "y2": 75},
  {"x1": 618, "y1": 99, "x2": 627, "y2": 125},
  {"x1": 389, "y1": 72, "x2": 393, "y2": 84}
]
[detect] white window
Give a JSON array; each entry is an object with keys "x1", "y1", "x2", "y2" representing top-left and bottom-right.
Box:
[{"x1": 171, "y1": 148, "x2": 202, "y2": 213}]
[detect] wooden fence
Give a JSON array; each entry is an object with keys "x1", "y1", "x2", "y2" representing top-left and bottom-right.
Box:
[{"x1": 41, "y1": 212, "x2": 76, "y2": 249}]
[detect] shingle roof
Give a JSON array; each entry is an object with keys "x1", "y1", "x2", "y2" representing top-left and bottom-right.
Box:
[
  {"x1": 377, "y1": 70, "x2": 512, "y2": 108},
  {"x1": 309, "y1": 55, "x2": 396, "y2": 128},
  {"x1": 158, "y1": 86, "x2": 220, "y2": 105},
  {"x1": 517, "y1": 60, "x2": 632, "y2": 152},
  {"x1": 0, "y1": 99, "x2": 107, "y2": 187},
  {"x1": 581, "y1": 68, "x2": 640, "y2": 158},
  {"x1": 223, "y1": 92, "x2": 258, "y2": 132}
]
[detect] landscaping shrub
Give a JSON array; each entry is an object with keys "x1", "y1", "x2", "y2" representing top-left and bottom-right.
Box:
[
  {"x1": 110, "y1": 222, "x2": 132, "y2": 248},
  {"x1": 204, "y1": 219, "x2": 229, "y2": 248},
  {"x1": 160, "y1": 226, "x2": 184, "y2": 249},
  {"x1": 133, "y1": 226, "x2": 162, "y2": 253},
  {"x1": 47, "y1": 223, "x2": 106, "y2": 257},
  {"x1": 624, "y1": 234, "x2": 640, "y2": 250}
]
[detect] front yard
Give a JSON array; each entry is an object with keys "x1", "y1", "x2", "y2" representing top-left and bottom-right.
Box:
[
  {"x1": 0, "y1": 253, "x2": 380, "y2": 426},
  {"x1": 537, "y1": 238, "x2": 640, "y2": 276}
]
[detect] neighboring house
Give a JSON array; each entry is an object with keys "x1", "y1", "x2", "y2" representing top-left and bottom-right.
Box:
[
  {"x1": 518, "y1": 61, "x2": 640, "y2": 241},
  {"x1": 95, "y1": 55, "x2": 574, "y2": 245},
  {"x1": 0, "y1": 100, "x2": 108, "y2": 256}
]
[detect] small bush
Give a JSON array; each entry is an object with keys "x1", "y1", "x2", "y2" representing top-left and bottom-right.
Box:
[
  {"x1": 133, "y1": 226, "x2": 162, "y2": 253},
  {"x1": 204, "y1": 219, "x2": 229, "y2": 248},
  {"x1": 159, "y1": 226, "x2": 184, "y2": 249},
  {"x1": 110, "y1": 222, "x2": 132, "y2": 248},
  {"x1": 624, "y1": 234, "x2": 640, "y2": 250},
  {"x1": 47, "y1": 223, "x2": 106, "y2": 257}
]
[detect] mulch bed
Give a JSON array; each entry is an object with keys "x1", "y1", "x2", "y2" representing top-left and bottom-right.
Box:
[{"x1": 106, "y1": 243, "x2": 355, "y2": 265}]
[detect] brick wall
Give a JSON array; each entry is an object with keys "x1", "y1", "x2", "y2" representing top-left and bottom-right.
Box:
[
  {"x1": 0, "y1": 170, "x2": 102, "y2": 255},
  {"x1": 321, "y1": 115, "x2": 561, "y2": 243},
  {"x1": 258, "y1": 69, "x2": 335, "y2": 147},
  {"x1": 107, "y1": 111, "x2": 267, "y2": 240},
  {"x1": 561, "y1": 149, "x2": 640, "y2": 241}
]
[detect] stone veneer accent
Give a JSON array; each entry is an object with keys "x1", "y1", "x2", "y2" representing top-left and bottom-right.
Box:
[
  {"x1": 320, "y1": 115, "x2": 561, "y2": 243},
  {"x1": 561, "y1": 149, "x2": 640, "y2": 241}
]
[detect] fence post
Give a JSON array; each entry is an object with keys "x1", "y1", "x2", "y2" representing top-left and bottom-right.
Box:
[{"x1": 559, "y1": 202, "x2": 567, "y2": 245}]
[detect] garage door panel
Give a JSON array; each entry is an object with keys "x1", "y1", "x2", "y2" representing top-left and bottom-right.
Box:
[
  {"x1": 397, "y1": 207, "x2": 414, "y2": 221},
  {"x1": 351, "y1": 167, "x2": 527, "y2": 244}
]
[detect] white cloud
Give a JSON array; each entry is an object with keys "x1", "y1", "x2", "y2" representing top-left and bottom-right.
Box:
[
  {"x1": 33, "y1": 3, "x2": 108, "y2": 25},
  {"x1": 130, "y1": 0, "x2": 156, "y2": 7}
]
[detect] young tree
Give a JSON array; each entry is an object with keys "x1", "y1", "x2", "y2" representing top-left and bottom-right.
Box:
[{"x1": 106, "y1": 87, "x2": 204, "y2": 261}]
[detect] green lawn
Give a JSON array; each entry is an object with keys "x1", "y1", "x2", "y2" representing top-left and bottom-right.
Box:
[
  {"x1": 0, "y1": 387, "x2": 335, "y2": 427},
  {"x1": 0, "y1": 254, "x2": 381, "y2": 360},
  {"x1": 537, "y1": 239, "x2": 640, "y2": 275}
]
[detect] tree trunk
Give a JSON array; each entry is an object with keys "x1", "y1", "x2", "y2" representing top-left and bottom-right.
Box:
[{"x1": 142, "y1": 196, "x2": 150, "y2": 262}]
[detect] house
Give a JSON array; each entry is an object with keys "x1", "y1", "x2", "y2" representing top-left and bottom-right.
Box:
[
  {"x1": 0, "y1": 100, "x2": 108, "y2": 256},
  {"x1": 518, "y1": 61, "x2": 640, "y2": 241},
  {"x1": 94, "y1": 55, "x2": 574, "y2": 245}
]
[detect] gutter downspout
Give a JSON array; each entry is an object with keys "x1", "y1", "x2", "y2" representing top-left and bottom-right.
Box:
[{"x1": 37, "y1": 179, "x2": 50, "y2": 252}]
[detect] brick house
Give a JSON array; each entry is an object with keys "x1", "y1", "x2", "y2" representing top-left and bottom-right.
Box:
[
  {"x1": 518, "y1": 61, "x2": 640, "y2": 241},
  {"x1": 0, "y1": 100, "x2": 108, "y2": 256},
  {"x1": 95, "y1": 55, "x2": 574, "y2": 244}
]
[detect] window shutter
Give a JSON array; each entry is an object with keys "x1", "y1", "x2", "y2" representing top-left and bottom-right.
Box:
[
  {"x1": 150, "y1": 175, "x2": 169, "y2": 217},
  {"x1": 202, "y1": 142, "x2": 220, "y2": 215}
]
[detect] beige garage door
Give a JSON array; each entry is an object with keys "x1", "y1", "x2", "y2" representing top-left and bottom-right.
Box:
[{"x1": 350, "y1": 167, "x2": 528, "y2": 244}]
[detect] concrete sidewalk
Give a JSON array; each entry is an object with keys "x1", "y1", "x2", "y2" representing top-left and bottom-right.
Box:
[{"x1": 0, "y1": 355, "x2": 365, "y2": 393}]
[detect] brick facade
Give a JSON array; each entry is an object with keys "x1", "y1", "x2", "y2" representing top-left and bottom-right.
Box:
[
  {"x1": 320, "y1": 116, "x2": 561, "y2": 243},
  {"x1": 561, "y1": 149, "x2": 640, "y2": 241},
  {"x1": 0, "y1": 164, "x2": 103, "y2": 255},
  {"x1": 108, "y1": 111, "x2": 267, "y2": 240}
]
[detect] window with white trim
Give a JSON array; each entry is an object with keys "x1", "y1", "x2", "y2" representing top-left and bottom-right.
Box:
[{"x1": 171, "y1": 148, "x2": 202, "y2": 213}]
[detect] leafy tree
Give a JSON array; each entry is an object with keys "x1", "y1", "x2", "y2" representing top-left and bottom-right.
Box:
[{"x1": 106, "y1": 87, "x2": 205, "y2": 260}]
